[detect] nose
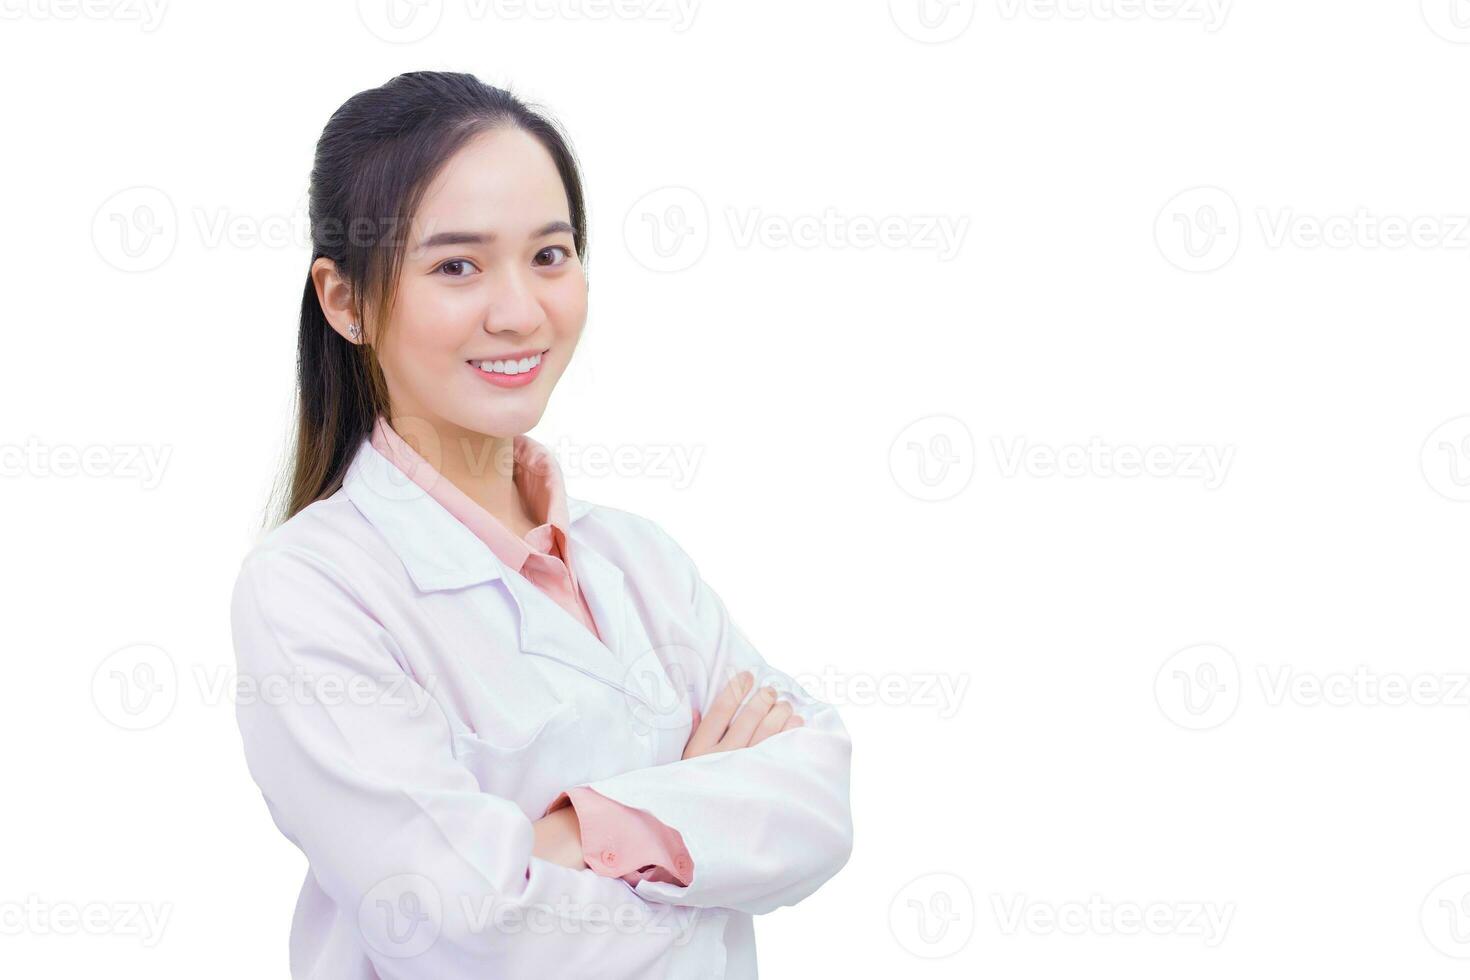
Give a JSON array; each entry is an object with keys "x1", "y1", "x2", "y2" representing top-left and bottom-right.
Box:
[{"x1": 482, "y1": 265, "x2": 544, "y2": 337}]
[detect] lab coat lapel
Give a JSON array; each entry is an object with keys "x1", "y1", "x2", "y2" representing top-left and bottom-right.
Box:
[
  {"x1": 341, "y1": 436, "x2": 504, "y2": 591},
  {"x1": 344, "y1": 438, "x2": 657, "y2": 710},
  {"x1": 499, "y1": 537, "x2": 649, "y2": 709},
  {"x1": 560, "y1": 532, "x2": 627, "y2": 663},
  {"x1": 566, "y1": 515, "x2": 686, "y2": 737}
]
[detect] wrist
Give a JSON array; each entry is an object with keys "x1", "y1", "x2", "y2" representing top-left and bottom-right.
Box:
[
  {"x1": 560, "y1": 799, "x2": 587, "y2": 868},
  {"x1": 539, "y1": 800, "x2": 587, "y2": 870}
]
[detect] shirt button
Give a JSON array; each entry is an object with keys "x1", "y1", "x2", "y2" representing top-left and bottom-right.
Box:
[{"x1": 600, "y1": 849, "x2": 618, "y2": 867}]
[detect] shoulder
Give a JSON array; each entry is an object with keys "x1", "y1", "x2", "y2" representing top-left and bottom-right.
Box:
[
  {"x1": 567, "y1": 496, "x2": 700, "y2": 580},
  {"x1": 229, "y1": 493, "x2": 400, "y2": 669},
  {"x1": 230, "y1": 491, "x2": 386, "y2": 613},
  {"x1": 237, "y1": 493, "x2": 359, "y2": 568}
]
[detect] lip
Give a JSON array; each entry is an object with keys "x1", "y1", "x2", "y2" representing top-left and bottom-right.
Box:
[{"x1": 467, "y1": 349, "x2": 547, "y2": 389}]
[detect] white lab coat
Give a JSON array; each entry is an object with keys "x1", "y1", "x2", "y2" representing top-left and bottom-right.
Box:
[{"x1": 229, "y1": 435, "x2": 854, "y2": 979}]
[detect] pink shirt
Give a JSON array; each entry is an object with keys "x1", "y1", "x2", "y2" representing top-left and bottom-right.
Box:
[{"x1": 369, "y1": 416, "x2": 692, "y2": 887}]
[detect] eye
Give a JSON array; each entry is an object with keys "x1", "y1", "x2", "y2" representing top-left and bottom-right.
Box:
[
  {"x1": 533, "y1": 245, "x2": 573, "y2": 268},
  {"x1": 435, "y1": 258, "x2": 479, "y2": 278}
]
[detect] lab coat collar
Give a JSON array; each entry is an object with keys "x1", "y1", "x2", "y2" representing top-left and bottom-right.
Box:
[
  {"x1": 341, "y1": 435, "x2": 596, "y2": 593},
  {"x1": 341, "y1": 435, "x2": 650, "y2": 703}
]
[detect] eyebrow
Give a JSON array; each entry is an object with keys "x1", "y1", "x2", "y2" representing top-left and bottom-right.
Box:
[{"x1": 416, "y1": 220, "x2": 575, "y2": 251}]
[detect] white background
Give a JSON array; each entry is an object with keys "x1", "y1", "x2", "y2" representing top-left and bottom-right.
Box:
[{"x1": 3, "y1": 0, "x2": 1470, "y2": 977}]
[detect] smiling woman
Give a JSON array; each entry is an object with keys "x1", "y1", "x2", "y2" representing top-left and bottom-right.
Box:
[
  {"x1": 311, "y1": 123, "x2": 583, "y2": 465},
  {"x1": 288, "y1": 78, "x2": 591, "y2": 517},
  {"x1": 230, "y1": 71, "x2": 853, "y2": 980}
]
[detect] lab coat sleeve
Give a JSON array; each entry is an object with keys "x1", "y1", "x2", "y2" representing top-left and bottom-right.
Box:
[
  {"x1": 229, "y1": 545, "x2": 709, "y2": 979},
  {"x1": 546, "y1": 788, "x2": 693, "y2": 886},
  {"x1": 576, "y1": 523, "x2": 855, "y2": 915}
]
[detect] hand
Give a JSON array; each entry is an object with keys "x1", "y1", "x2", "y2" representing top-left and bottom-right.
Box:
[
  {"x1": 682, "y1": 670, "x2": 804, "y2": 760},
  {"x1": 530, "y1": 799, "x2": 587, "y2": 870}
]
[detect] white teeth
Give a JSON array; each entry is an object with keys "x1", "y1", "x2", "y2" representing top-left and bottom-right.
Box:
[{"x1": 475, "y1": 352, "x2": 542, "y2": 375}]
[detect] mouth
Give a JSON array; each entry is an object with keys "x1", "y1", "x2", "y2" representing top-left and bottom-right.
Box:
[{"x1": 467, "y1": 348, "x2": 548, "y2": 388}]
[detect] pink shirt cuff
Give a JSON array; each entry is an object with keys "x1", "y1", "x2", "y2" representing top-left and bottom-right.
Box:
[{"x1": 545, "y1": 787, "x2": 693, "y2": 887}]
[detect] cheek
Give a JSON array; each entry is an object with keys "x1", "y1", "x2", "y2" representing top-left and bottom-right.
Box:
[
  {"x1": 542, "y1": 275, "x2": 588, "y2": 338},
  {"x1": 383, "y1": 285, "x2": 477, "y2": 366}
]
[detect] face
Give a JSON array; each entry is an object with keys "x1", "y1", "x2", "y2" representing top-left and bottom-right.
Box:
[{"x1": 353, "y1": 126, "x2": 586, "y2": 446}]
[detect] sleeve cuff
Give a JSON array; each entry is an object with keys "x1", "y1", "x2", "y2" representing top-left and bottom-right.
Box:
[{"x1": 554, "y1": 786, "x2": 694, "y2": 887}]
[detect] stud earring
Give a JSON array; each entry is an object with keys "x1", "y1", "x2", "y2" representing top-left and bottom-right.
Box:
[{"x1": 347, "y1": 322, "x2": 362, "y2": 342}]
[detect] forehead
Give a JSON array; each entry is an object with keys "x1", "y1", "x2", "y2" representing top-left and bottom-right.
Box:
[{"x1": 412, "y1": 126, "x2": 568, "y2": 232}]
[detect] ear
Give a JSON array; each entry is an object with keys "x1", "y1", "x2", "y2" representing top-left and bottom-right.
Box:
[{"x1": 311, "y1": 257, "x2": 362, "y2": 344}]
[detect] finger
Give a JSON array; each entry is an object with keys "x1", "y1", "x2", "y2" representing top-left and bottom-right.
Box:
[
  {"x1": 682, "y1": 706, "x2": 702, "y2": 759},
  {"x1": 720, "y1": 684, "x2": 778, "y2": 750},
  {"x1": 681, "y1": 707, "x2": 701, "y2": 758},
  {"x1": 782, "y1": 714, "x2": 804, "y2": 731},
  {"x1": 749, "y1": 699, "x2": 794, "y2": 746},
  {"x1": 684, "y1": 671, "x2": 751, "y2": 756}
]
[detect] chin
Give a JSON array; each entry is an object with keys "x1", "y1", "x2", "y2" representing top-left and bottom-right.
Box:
[{"x1": 453, "y1": 404, "x2": 546, "y2": 439}]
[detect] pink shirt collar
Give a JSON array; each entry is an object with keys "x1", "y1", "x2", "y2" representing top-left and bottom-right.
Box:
[{"x1": 368, "y1": 414, "x2": 574, "y2": 575}]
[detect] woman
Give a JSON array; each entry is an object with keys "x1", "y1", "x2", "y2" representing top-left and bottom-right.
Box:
[{"x1": 229, "y1": 71, "x2": 854, "y2": 979}]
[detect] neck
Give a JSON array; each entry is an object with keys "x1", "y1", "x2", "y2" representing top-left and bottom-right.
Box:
[{"x1": 421, "y1": 417, "x2": 531, "y2": 531}]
